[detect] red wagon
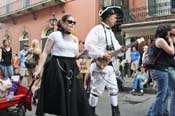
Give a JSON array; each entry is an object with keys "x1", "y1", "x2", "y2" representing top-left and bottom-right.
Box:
[{"x1": 0, "y1": 80, "x2": 34, "y2": 116}]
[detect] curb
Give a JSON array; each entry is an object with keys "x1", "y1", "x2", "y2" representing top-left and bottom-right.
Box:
[{"x1": 122, "y1": 86, "x2": 157, "y2": 94}]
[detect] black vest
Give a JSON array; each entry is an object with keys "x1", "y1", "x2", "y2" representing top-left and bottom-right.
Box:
[
  {"x1": 0, "y1": 47, "x2": 12, "y2": 66},
  {"x1": 152, "y1": 44, "x2": 170, "y2": 71}
]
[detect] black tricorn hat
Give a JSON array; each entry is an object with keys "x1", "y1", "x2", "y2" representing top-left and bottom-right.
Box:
[{"x1": 99, "y1": 5, "x2": 123, "y2": 20}]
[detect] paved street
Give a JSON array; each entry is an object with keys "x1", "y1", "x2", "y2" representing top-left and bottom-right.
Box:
[
  {"x1": 0, "y1": 89, "x2": 156, "y2": 116},
  {"x1": 94, "y1": 91, "x2": 155, "y2": 116},
  {"x1": 27, "y1": 91, "x2": 156, "y2": 116}
]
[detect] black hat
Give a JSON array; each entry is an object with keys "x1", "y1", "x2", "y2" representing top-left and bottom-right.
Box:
[{"x1": 99, "y1": 5, "x2": 123, "y2": 20}]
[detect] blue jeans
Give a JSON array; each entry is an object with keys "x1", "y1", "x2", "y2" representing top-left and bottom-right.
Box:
[
  {"x1": 132, "y1": 78, "x2": 144, "y2": 90},
  {"x1": 0, "y1": 64, "x2": 14, "y2": 78},
  {"x1": 168, "y1": 67, "x2": 175, "y2": 116},
  {"x1": 146, "y1": 69, "x2": 168, "y2": 116}
]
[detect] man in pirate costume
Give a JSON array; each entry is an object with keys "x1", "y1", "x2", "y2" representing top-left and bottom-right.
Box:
[{"x1": 85, "y1": 5, "x2": 124, "y2": 116}]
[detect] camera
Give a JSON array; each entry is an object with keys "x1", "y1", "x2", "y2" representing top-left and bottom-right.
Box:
[{"x1": 106, "y1": 45, "x2": 114, "y2": 50}]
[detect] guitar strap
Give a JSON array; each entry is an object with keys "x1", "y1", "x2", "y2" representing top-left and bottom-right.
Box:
[
  {"x1": 101, "y1": 23, "x2": 114, "y2": 50},
  {"x1": 101, "y1": 23, "x2": 115, "y2": 66}
]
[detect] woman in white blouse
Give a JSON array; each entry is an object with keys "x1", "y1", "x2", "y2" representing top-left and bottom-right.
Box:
[{"x1": 34, "y1": 14, "x2": 92, "y2": 116}]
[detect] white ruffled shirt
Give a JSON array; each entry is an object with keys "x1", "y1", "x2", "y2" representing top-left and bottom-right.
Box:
[{"x1": 85, "y1": 22, "x2": 121, "y2": 59}]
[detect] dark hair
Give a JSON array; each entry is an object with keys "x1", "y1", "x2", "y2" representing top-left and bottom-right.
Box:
[
  {"x1": 3, "y1": 39, "x2": 9, "y2": 45},
  {"x1": 57, "y1": 14, "x2": 72, "y2": 34},
  {"x1": 155, "y1": 23, "x2": 172, "y2": 39}
]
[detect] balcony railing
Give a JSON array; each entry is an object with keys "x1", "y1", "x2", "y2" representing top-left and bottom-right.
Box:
[
  {"x1": 0, "y1": 0, "x2": 74, "y2": 18},
  {"x1": 123, "y1": 1, "x2": 175, "y2": 24},
  {"x1": 0, "y1": 0, "x2": 51, "y2": 16}
]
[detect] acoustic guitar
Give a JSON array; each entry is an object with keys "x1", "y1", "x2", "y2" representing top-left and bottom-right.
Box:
[{"x1": 95, "y1": 37, "x2": 144, "y2": 69}]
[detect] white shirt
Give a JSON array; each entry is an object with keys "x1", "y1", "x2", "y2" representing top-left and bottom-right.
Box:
[
  {"x1": 19, "y1": 49, "x2": 27, "y2": 68},
  {"x1": 85, "y1": 22, "x2": 121, "y2": 59},
  {"x1": 48, "y1": 31, "x2": 78, "y2": 57},
  {"x1": 142, "y1": 52, "x2": 146, "y2": 63}
]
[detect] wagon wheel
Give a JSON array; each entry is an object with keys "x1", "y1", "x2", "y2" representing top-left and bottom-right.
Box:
[{"x1": 17, "y1": 105, "x2": 26, "y2": 116}]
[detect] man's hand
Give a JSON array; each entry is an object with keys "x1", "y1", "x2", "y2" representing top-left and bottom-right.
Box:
[{"x1": 121, "y1": 46, "x2": 128, "y2": 52}]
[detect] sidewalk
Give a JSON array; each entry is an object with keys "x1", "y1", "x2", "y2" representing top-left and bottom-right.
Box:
[{"x1": 122, "y1": 77, "x2": 157, "y2": 94}]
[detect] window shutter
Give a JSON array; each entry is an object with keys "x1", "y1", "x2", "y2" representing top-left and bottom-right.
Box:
[
  {"x1": 148, "y1": 0, "x2": 157, "y2": 16},
  {"x1": 171, "y1": 0, "x2": 175, "y2": 13}
]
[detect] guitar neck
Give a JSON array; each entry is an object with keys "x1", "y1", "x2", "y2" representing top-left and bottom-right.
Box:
[
  {"x1": 111, "y1": 41, "x2": 138, "y2": 57},
  {"x1": 126, "y1": 41, "x2": 138, "y2": 48}
]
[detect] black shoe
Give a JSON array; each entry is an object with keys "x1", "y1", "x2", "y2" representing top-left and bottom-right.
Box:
[
  {"x1": 111, "y1": 105, "x2": 121, "y2": 116},
  {"x1": 33, "y1": 98, "x2": 37, "y2": 105},
  {"x1": 93, "y1": 113, "x2": 98, "y2": 116},
  {"x1": 90, "y1": 106, "x2": 98, "y2": 116}
]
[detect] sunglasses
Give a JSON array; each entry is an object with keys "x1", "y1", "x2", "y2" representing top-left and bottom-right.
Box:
[{"x1": 67, "y1": 20, "x2": 76, "y2": 25}]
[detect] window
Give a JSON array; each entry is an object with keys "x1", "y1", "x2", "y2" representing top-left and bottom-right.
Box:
[
  {"x1": 100, "y1": 0, "x2": 122, "y2": 7},
  {"x1": 45, "y1": 28, "x2": 53, "y2": 36},
  {"x1": 3, "y1": 34, "x2": 11, "y2": 42},
  {"x1": 19, "y1": 31, "x2": 29, "y2": 50},
  {"x1": 23, "y1": 0, "x2": 30, "y2": 7},
  {"x1": 148, "y1": 0, "x2": 156, "y2": 16},
  {"x1": 148, "y1": 0, "x2": 171, "y2": 16},
  {"x1": 41, "y1": 27, "x2": 53, "y2": 51},
  {"x1": 104, "y1": 0, "x2": 111, "y2": 6},
  {"x1": 6, "y1": 0, "x2": 11, "y2": 13},
  {"x1": 171, "y1": 0, "x2": 175, "y2": 13}
]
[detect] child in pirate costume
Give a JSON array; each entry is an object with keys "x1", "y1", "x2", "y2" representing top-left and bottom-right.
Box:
[{"x1": 85, "y1": 5, "x2": 125, "y2": 116}]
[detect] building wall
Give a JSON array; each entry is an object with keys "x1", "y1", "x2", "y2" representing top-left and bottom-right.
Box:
[
  {"x1": 0, "y1": 0, "x2": 5, "y2": 7},
  {"x1": 123, "y1": 0, "x2": 175, "y2": 60},
  {"x1": 0, "y1": 0, "x2": 99, "y2": 53},
  {"x1": 4, "y1": 0, "x2": 19, "y2": 3},
  {"x1": 129, "y1": 0, "x2": 146, "y2": 9}
]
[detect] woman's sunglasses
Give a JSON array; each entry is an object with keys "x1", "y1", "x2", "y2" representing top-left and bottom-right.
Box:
[{"x1": 67, "y1": 20, "x2": 76, "y2": 25}]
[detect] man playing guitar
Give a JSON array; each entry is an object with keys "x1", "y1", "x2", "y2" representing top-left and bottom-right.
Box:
[{"x1": 85, "y1": 5, "x2": 124, "y2": 116}]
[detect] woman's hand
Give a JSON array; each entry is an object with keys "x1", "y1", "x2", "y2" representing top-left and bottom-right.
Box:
[
  {"x1": 167, "y1": 32, "x2": 174, "y2": 44},
  {"x1": 76, "y1": 48, "x2": 88, "y2": 59},
  {"x1": 168, "y1": 37, "x2": 173, "y2": 44},
  {"x1": 34, "y1": 69, "x2": 41, "y2": 80}
]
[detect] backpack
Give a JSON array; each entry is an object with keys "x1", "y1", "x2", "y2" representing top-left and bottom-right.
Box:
[
  {"x1": 25, "y1": 53, "x2": 37, "y2": 68},
  {"x1": 143, "y1": 42, "x2": 162, "y2": 69}
]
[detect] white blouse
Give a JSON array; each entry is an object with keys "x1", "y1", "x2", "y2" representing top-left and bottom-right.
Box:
[{"x1": 48, "y1": 31, "x2": 78, "y2": 57}]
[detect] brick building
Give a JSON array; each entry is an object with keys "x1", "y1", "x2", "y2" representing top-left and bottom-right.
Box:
[
  {"x1": 0, "y1": 0, "x2": 99, "y2": 52},
  {"x1": 121, "y1": 0, "x2": 175, "y2": 59},
  {"x1": 3, "y1": 0, "x2": 174, "y2": 60}
]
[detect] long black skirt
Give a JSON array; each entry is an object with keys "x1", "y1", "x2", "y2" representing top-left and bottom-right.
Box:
[{"x1": 36, "y1": 56, "x2": 92, "y2": 116}]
